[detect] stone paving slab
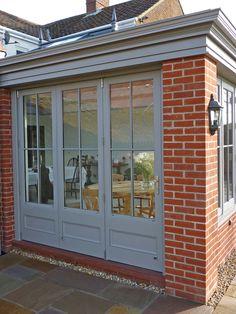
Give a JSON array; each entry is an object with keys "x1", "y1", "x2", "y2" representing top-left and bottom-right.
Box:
[
  {"x1": 0, "y1": 272, "x2": 24, "y2": 297},
  {"x1": 230, "y1": 275, "x2": 236, "y2": 286},
  {"x1": 213, "y1": 295, "x2": 236, "y2": 314},
  {"x1": 52, "y1": 290, "x2": 115, "y2": 314},
  {"x1": 0, "y1": 298, "x2": 33, "y2": 314},
  {"x1": 226, "y1": 284, "x2": 236, "y2": 298},
  {"x1": 99, "y1": 283, "x2": 158, "y2": 310},
  {"x1": 2, "y1": 264, "x2": 43, "y2": 282},
  {"x1": 143, "y1": 295, "x2": 213, "y2": 314},
  {"x1": 38, "y1": 307, "x2": 67, "y2": 314},
  {"x1": 45, "y1": 267, "x2": 113, "y2": 294},
  {"x1": 0, "y1": 253, "x2": 26, "y2": 271},
  {"x1": 105, "y1": 304, "x2": 141, "y2": 314},
  {"x1": 4, "y1": 278, "x2": 72, "y2": 312}
]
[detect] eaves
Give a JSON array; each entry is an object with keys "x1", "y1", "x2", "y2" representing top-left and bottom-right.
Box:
[{"x1": 0, "y1": 8, "x2": 235, "y2": 87}]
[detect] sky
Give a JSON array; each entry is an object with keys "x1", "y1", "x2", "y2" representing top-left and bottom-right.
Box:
[{"x1": 0, "y1": 0, "x2": 235, "y2": 27}]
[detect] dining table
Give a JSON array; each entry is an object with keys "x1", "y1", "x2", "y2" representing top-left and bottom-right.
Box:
[
  {"x1": 87, "y1": 180, "x2": 155, "y2": 215},
  {"x1": 27, "y1": 166, "x2": 76, "y2": 186}
]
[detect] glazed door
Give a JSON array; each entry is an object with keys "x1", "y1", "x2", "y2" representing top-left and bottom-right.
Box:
[
  {"x1": 19, "y1": 89, "x2": 60, "y2": 246},
  {"x1": 19, "y1": 82, "x2": 105, "y2": 257},
  {"x1": 104, "y1": 72, "x2": 163, "y2": 271},
  {"x1": 18, "y1": 73, "x2": 163, "y2": 271},
  {"x1": 58, "y1": 81, "x2": 105, "y2": 257}
]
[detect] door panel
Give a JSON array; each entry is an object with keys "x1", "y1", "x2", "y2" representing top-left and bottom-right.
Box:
[
  {"x1": 104, "y1": 73, "x2": 163, "y2": 271},
  {"x1": 20, "y1": 89, "x2": 59, "y2": 246},
  {"x1": 58, "y1": 82, "x2": 105, "y2": 258}
]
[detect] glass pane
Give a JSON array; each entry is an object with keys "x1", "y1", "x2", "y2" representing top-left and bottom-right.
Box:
[
  {"x1": 134, "y1": 151, "x2": 155, "y2": 219},
  {"x1": 39, "y1": 150, "x2": 53, "y2": 204},
  {"x1": 81, "y1": 87, "x2": 98, "y2": 148},
  {"x1": 38, "y1": 93, "x2": 52, "y2": 148},
  {"x1": 25, "y1": 150, "x2": 38, "y2": 203},
  {"x1": 111, "y1": 151, "x2": 132, "y2": 216},
  {"x1": 223, "y1": 89, "x2": 227, "y2": 146},
  {"x1": 24, "y1": 95, "x2": 37, "y2": 149},
  {"x1": 229, "y1": 147, "x2": 233, "y2": 200},
  {"x1": 228, "y1": 91, "x2": 233, "y2": 145},
  {"x1": 133, "y1": 80, "x2": 154, "y2": 149},
  {"x1": 111, "y1": 83, "x2": 131, "y2": 148},
  {"x1": 63, "y1": 89, "x2": 79, "y2": 148},
  {"x1": 82, "y1": 151, "x2": 99, "y2": 211},
  {"x1": 64, "y1": 150, "x2": 80, "y2": 208},
  {"x1": 224, "y1": 147, "x2": 228, "y2": 203},
  {"x1": 217, "y1": 147, "x2": 221, "y2": 208}
]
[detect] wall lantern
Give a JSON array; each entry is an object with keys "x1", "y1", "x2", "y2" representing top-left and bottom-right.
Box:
[{"x1": 208, "y1": 94, "x2": 223, "y2": 135}]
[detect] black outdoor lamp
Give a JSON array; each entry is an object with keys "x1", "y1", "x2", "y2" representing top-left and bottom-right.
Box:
[{"x1": 208, "y1": 94, "x2": 223, "y2": 135}]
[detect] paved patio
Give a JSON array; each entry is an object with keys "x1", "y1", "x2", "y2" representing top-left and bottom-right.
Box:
[{"x1": 0, "y1": 252, "x2": 215, "y2": 313}]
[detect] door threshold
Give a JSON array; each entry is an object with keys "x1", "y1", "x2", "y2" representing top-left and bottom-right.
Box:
[{"x1": 12, "y1": 240, "x2": 165, "y2": 288}]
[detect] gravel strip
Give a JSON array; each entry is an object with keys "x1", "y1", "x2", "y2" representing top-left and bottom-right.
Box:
[
  {"x1": 208, "y1": 249, "x2": 236, "y2": 308},
  {"x1": 11, "y1": 248, "x2": 164, "y2": 295}
]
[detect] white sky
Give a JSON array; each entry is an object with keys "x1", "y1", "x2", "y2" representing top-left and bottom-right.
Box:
[{"x1": 0, "y1": 0, "x2": 235, "y2": 27}]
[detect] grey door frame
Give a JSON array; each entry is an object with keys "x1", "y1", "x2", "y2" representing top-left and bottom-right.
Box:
[
  {"x1": 103, "y1": 71, "x2": 164, "y2": 271},
  {"x1": 15, "y1": 71, "x2": 164, "y2": 272}
]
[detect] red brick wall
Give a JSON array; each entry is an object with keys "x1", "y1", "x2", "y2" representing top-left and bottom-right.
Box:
[
  {"x1": 0, "y1": 88, "x2": 14, "y2": 252},
  {"x1": 217, "y1": 214, "x2": 236, "y2": 265},
  {"x1": 163, "y1": 55, "x2": 219, "y2": 303}
]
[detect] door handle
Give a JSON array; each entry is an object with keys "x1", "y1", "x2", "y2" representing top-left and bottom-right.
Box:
[{"x1": 154, "y1": 176, "x2": 159, "y2": 194}]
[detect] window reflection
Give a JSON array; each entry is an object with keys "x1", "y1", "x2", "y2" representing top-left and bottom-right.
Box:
[
  {"x1": 62, "y1": 87, "x2": 99, "y2": 210},
  {"x1": 110, "y1": 79, "x2": 156, "y2": 219},
  {"x1": 24, "y1": 93, "x2": 53, "y2": 204},
  {"x1": 220, "y1": 88, "x2": 234, "y2": 208}
]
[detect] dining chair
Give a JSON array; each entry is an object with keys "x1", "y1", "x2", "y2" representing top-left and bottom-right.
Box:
[
  {"x1": 82, "y1": 188, "x2": 99, "y2": 211},
  {"x1": 135, "y1": 192, "x2": 155, "y2": 218},
  {"x1": 66, "y1": 165, "x2": 80, "y2": 198},
  {"x1": 112, "y1": 174, "x2": 125, "y2": 212},
  {"x1": 67, "y1": 157, "x2": 79, "y2": 167}
]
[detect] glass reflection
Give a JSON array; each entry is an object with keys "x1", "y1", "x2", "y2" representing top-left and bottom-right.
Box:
[
  {"x1": 25, "y1": 150, "x2": 38, "y2": 202},
  {"x1": 111, "y1": 83, "x2": 130, "y2": 148},
  {"x1": 64, "y1": 151, "x2": 99, "y2": 210},
  {"x1": 82, "y1": 151, "x2": 99, "y2": 211},
  {"x1": 38, "y1": 93, "x2": 52, "y2": 148},
  {"x1": 229, "y1": 147, "x2": 233, "y2": 200},
  {"x1": 81, "y1": 87, "x2": 98, "y2": 148},
  {"x1": 63, "y1": 90, "x2": 79, "y2": 148},
  {"x1": 110, "y1": 151, "x2": 155, "y2": 219},
  {"x1": 228, "y1": 91, "x2": 233, "y2": 145},
  {"x1": 24, "y1": 93, "x2": 53, "y2": 205},
  {"x1": 64, "y1": 150, "x2": 80, "y2": 208},
  {"x1": 224, "y1": 147, "x2": 228, "y2": 202},
  {"x1": 133, "y1": 80, "x2": 154, "y2": 149},
  {"x1": 112, "y1": 151, "x2": 131, "y2": 215},
  {"x1": 134, "y1": 152, "x2": 155, "y2": 219}
]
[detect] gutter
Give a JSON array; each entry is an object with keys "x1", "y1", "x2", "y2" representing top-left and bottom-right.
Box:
[{"x1": 0, "y1": 25, "x2": 39, "y2": 45}]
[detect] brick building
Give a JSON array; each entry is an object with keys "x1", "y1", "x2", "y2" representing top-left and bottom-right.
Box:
[{"x1": 0, "y1": 0, "x2": 235, "y2": 305}]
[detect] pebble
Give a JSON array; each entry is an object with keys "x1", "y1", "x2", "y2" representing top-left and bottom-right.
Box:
[
  {"x1": 208, "y1": 249, "x2": 236, "y2": 308},
  {"x1": 11, "y1": 248, "x2": 163, "y2": 294}
]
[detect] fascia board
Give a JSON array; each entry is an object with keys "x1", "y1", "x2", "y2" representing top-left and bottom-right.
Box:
[
  {"x1": 0, "y1": 22, "x2": 211, "y2": 76},
  {"x1": 0, "y1": 36, "x2": 208, "y2": 87}
]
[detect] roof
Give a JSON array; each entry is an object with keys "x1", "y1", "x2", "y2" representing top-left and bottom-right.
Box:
[
  {"x1": 0, "y1": 0, "x2": 161, "y2": 39},
  {"x1": 45, "y1": 0, "x2": 161, "y2": 39},
  {"x1": 0, "y1": 10, "x2": 40, "y2": 37}
]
